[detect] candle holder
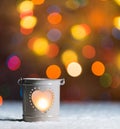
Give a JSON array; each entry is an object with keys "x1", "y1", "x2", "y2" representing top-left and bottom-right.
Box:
[{"x1": 18, "y1": 78, "x2": 65, "y2": 122}]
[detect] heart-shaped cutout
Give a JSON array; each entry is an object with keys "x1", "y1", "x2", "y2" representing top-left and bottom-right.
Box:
[{"x1": 31, "y1": 90, "x2": 54, "y2": 112}]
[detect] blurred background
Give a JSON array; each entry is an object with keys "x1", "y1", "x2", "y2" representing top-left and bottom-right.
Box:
[{"x1": 1, "y1": 0, "x2": 120, "y2": 103}]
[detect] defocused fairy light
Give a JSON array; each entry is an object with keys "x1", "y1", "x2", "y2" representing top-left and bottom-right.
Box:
[
  {"x1": 7, "y1": 55, "x2": 21, "y2": 71},
  {"x1": 28, "y1": 37, "x2": 38, "y2": 50},
  {"x1": 46, "y1": 64, "x2": 61, "y2": 79},
  {"x1": 100, "y1": 73, "x2": 112, "y2": 88},
  {"x1": 47, "y1": 5, "x2": 61, "y2": 14},
  {"x1": 0, "y1": 96, "x2": 3, "y2": 106},
  {"x1": 20, "y1": 27, "x2": 33, "y2": 35},
  {"x1": 65, "y1": 0, "x2": 80, "y2": 10},
  {"x1": 82, "y1": 45, "x2": 96, "y2": 59},
  {"x1": 47, "y1": 12, "x2": 62, "y2": 25},
  {"x1": 32, "y1": 0, "x2": 45, "y2": 5},
  {"x1": 115, "y1": 53, "x2": 120, "y2": 70},
  {"x1": 113, "y1": 16, "x2": 120, "y2": 30},
  {"x1": 67, "y1": 62, "x2": 82, "y2": 77},
  {"x1": 47, "y1": 43, "x2": 59, "y2": 58},
  {"x1": 91, "y1": 61, "x2": 105, "y2": 76},
  {"x1": 114, "y1": 0, "x2": 120, "y2": 6},
  {"x1": 71, "y1": 24, "x2": 91, "y2": 40},
  {"x1": 20, "y1": 10, "x2": 33, "y2": 19},
  {"x1": 20, "y1": 16, "x2": 37, "y2": 29},
  {"x1": 61, "y1": 50, "x2": 78, "y2": 67},
  {"x1": 47, "y1": 28, "x2": 62, "y2": 42},
  {"x1": 17, "y1": 0, "x2": 34, "y2": 13},
  {"x1": 33, "y1": 38, "x2": 49, "y2": 56}
]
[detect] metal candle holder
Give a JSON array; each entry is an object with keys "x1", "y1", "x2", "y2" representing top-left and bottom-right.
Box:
[{"x1": 18, "y1": 78, "x2": 65, "y2": 122}]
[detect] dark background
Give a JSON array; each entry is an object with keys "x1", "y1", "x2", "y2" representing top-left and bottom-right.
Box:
[{"x1": 0, "y1": 0, "x2": 120, "y2": 101}]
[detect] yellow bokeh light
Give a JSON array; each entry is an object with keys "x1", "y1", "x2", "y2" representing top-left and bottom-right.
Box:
[
  {"x1": 71, "y1": 24, "x2": 91, "y2": 40},
  {"x1": 67, "y1": 62, "x2": 82, "y2": 77},
  {"x1": 113, "y1": 16, "x2": 120, "y2": 30},
  {"x1": 33, "y1": 38, "x2": 49, "y2": 56},
  {"x1": 114, "y1": 0, "x2": 120, "y2": 6},
  {"x1": 20, "y1": 16, "x2": 37, "y2": 29},
  {"x1": 116, "y1": 53, "x2": 120, "y2": 70},
  {"x1": 17, "y1": 1, "x2": 34, "y2": 13},
  {"x1": 61, "y1": 50, "x2": 78, "y2": 66},
  {"x1": 91, "y1": 61, "x2": 105, "y2": 76},
  {"x1": 32, "y1": 0, "x2": 45, "y2": 5}
]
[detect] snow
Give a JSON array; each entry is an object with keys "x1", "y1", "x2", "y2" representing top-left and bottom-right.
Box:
[{"x1": 0, "y1": 101, "x2": 120, "y2": 129}]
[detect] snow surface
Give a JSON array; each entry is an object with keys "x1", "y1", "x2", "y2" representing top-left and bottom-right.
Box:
[{"x1": 0, "y1": 101, "x2": 120, "y2": 129}]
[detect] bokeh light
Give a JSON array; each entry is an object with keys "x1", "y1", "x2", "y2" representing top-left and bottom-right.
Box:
[
  {"x1": 65, "y1": 0, "x2": 80, "y2": 10},
  {"x1": 47, "y1": 5, "x2": 61, "y2": 14},
  {"x1": 71, "y1": 24, "x2": 91, "y2": 40},
  {"x1": 113, "y1": 16, "x2": 120, "y2": 30},
  {"x1": 116, "y1": 53, "x2": 120, "y2": 70},
  {"x1": 33, "y1": 38, "x2": 49, "y2": 56},
  {"x1": 20, "y1": 16, "x2": 37, "y2": 29},
  {"x1": 28, "y1": 37, "x2": 38, "y2": 50},
  {"x1": 20, "y1": 10, "x2": 33, "y2": 19},
  {"x1": 114, "y1": 0, "x2": 120, "y2": 6},
  {"x1": 67, "y1": 62, "x2": 82, "y2": 77},
  {"x1": 20, "y1": 27, "x2": 33, "y2": 35},
  {"x1": 61, "y1": 50, "x2": 78, "y2": 67},
  {"x1": 47, "y1": 43, "x2": 59, "y2": 58},
  {"x1": 7, "y1": 55, "x2": 21, "y2": 71},
  {"x1": 32, "y1": 0, "x2": 45, "y2": 5},
  {"x1": 47, "y1": 12, "x2": 62, "y2": 25},
  {"x1": 46, "y1": 65, "x2": 61, "y2": 79},
  {"x1": 17, "y1": 1, "x2": 34, "y2": 13},
  {"x1": 82, "y1": 45, "x2": 96, "y2": 59},
  {"x1": 100, "y1": 73, "x2": 112, "y2": 88},
  {"x1": 91, "y1": 61, "x2": 105, "y2": 76},
  {"x1": 112, "y1": 27, "x2": 120, "y2": 40},
  {"x1": 47, "y1": 28, "x2": 62, "y2": 42},
  {"x1": 0, "y1": 96, "x2": 3, "y2": 106}
]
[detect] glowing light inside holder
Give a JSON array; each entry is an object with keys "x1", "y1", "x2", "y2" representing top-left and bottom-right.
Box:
[
  {"x1": 47, "y1": 12, "x2": 62, "y2": 25},
  {"x1": 32, "y1": 0, "x2": 45, "y2": 5},
  {"x1": 46, "y1": 64, "x2": 61, "y2": 79},
  {"x1": 91, "y1": 61, "x2": 105, "y2": 76},
  {"x1": 33, "y1": 38, "x2": 49, "y2": 56},
  {"x1": 82, "y1": 45, "x2": 96, "y2": 59},
  {"x1": 17, "y1": 1, "x2": 34, "y2": 13},
  {"x1": 0, "y1": 96, "x2": 3, "y2": 106},
  {"x1": 67, "y1": 62, "x2": 82, "y2": 77},
  {"x1": 7, "y1": 55, "x2": 21, "y2": 71},
  {"x1": 61, "y1": 50, "x2": 78, "y2": 66},
  {"x1": 113, "y1": 16, "x2": 120, "y2": 30},
  {"x1": 20, "y1": 16, "x2": 37, "y2": 29},
  {"x1": 71, "y1": 24, "x2": 91, "y2": 40},
  {"x1": 32, "y1": 90, "x2": 53, "y2": 112}
]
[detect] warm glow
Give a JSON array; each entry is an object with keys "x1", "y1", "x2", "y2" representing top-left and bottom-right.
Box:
[
  {"x1": 33, "y1": 38, "x2": 49, "y2": 56},
  {"x1": 7, "y1": 55, "x2": 21, "y2": 71},
  {"x1": 28, "y1": 37, "x2": 38, "y2": 50},
  {"x1": 61, "y1": 50, "x2": 78, "y2": 66},
  {"x1": 47, "y1": 43, "x2": 59, "y2": 58},
  {"x1": 114, "y1": 0, "x2": 120, "y2": 6},
  {"x1": 46, "y1": 64, "x2": 61, "y2": 79},
  {"x1": 20, "y1": 16, "x2": 37, "y2": 29},
  {"x1": 82, "y1": 45, "x2": 96, "y2": 59},
  {"x1": 20, "y1": 10, "x2": 33, "y2": 18},
  {"x1": 71, "y1": 24, "x2": 91, "y2": 40},
  {"x1": 116, "y1": 53, "x2": 120, "y2": 70},
  {"x1": 113, "y1": 16, "x2": 120, "y2": 30},
  {"x1": 47, "y1": 12, "x2": 62, "y2": 25},
  {"x1": 67, "y1": 62, "x2": 82, "y2": 77},
  {"x1": 91, "y1": 61, "x2": 105, "y2": 76},
  {"x1": 20, "y1": 27, "x2": 33, "y2": 35},
  {"x1": 32, "y1": 0, "x2": 45, "y2": 5},
  {"x1": 32, "y1": 90, "x2": 53, "y2": 112},
  {"x1": 18, "y1": 1, "x2": 34, "y2": 13},
  {"x1": 0, "y1": 96, "x2": 3, "y2": 106}
]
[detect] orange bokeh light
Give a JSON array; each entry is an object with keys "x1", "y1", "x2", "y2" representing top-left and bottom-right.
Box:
[
  {"x1": 47, "y1": 12, "x2": 62, "y2": 25},
  {"x1": 91, "y1": 61, "x2": 105, "y2": 76},
  {"x1": 0, "y1": 96, "x2": 3, "y2": 106},
  {"x1": 28, "y1": 37, "x2": 38, "y2": 50},
  {"x1": 46, "y1": 65, "x2": 61, "y2": 79},
  {"x1": 20, "y1": 27, "x2": 33, "y2": 35},
  {"x1": 32, "y1": 0, "x2": 45, "y2": 5},
  {"x1": 82, "y1": 45, "x2": 96, "y2": 59}
]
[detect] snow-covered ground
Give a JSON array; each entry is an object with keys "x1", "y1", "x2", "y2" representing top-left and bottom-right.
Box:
[{"x1": 0, "y1": 101, "x2": 120, "y2": 129}]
